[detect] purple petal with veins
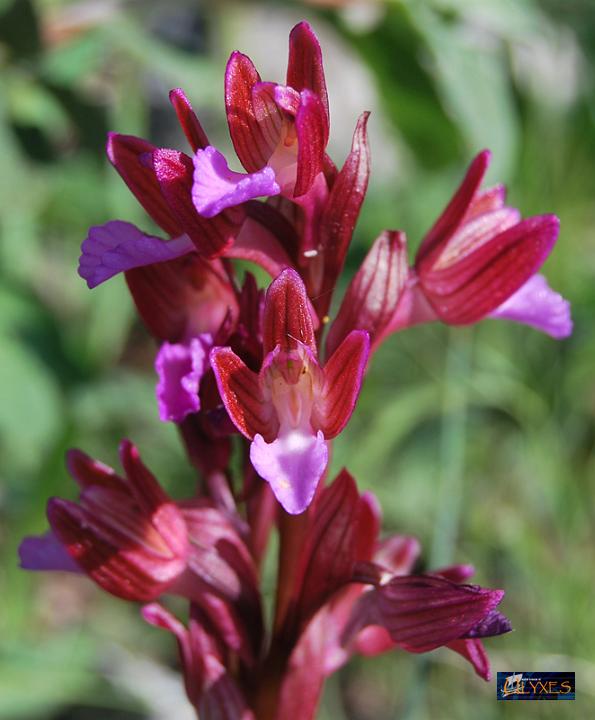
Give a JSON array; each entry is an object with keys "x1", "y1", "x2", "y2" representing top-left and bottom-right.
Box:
[
  {"x1": 19, "y1": 531, "x2": 81, "y2": 573},
  {"x1": 192, "y1": 146, "x2": 280, "y2": 218},
  {"x1": 78, "y1": 220, "x2": 194, "y2": 288},
  {"x1": 488, "y1": 274, "x2": 572, "y2": 339},
  {"x1": 250, "y1": 429, "x2": 327, "y2": 514},
  {"x1": 155, "y1": 336, "x2": 211, "y2": 423}
]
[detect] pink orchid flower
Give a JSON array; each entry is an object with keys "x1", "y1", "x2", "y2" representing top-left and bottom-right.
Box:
[
  {"x1": 327, "y1": 150, "x2": 571, "y2": 356},
  {"x1": 211, "y1": 268, "x2": 369, "y2": 514}
]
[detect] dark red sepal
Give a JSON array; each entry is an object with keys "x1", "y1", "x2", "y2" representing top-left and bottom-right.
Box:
[
  {"x1": 225, "y1": 51, "x2": 271, "y2": 173},
  {"x1": 421, "y1": 215, "x2": 560, "y2": 324},
  {"x1": 169, "y1": 87, "x2": 210, "y2": 152},
  {"x1": 315, "y1": 112, "x2": 371, "y2": 318},
  {"x1": 107, "y1": 133, "x2": 182, "y2": 237},
  {"x1": 287, "y1": 21, "x2": 329, "y2": 125},
  {"x1": 262, "y1": 268, "x2": 317, "y2": 355},
  {"x1": 326, "y1": 230, "x2": 409, "y2": 356},
  {"x1": 416, "y1": 150, "x2": 491, "y2": 271}
]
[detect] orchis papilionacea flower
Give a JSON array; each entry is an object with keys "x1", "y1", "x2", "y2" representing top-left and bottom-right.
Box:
[
  {"x1": 20, "y1": 19, "x2": 573, "y2": 720},
  {"x1": 211, "y1": 268, "x2": 369, "y2": 514},
  {"x1": 20, "y1": 441, "x2": 264, "y2": 663},
  {"x1": 327, "y1": 150, "x2": 571, "y2": 355}
]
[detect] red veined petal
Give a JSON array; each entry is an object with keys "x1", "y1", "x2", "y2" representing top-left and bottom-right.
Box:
[
  {"x1": 416, "y1": 150, "x2": 491, "y2": 271},
  {"x1": 314, "y1": 330, "x2": 369, "y2": 438},
  {"x1": 210, "y1": 347, "x2": 277, "y2": 440},
  {"x1": 225, "y1": 51, "x2": 272, "y2": 173},
  {"x1": 326, "y1": 230, "x2": 409, "y2": 356},
  {"x1": 293, "y1": 90, "x2": 328, "y2": 197},
  {"x1": 169, "y1": 88, "x2": 210, "y2": 152},
  {"x1": 287, "y1": 21, "x2": 329, "y2": 125},
  {"x1": 316, "y1": 112, "x2": 370, "y2": 318},
  {"x1": 262, "y1": 268, "x2": 317, "y2": 355},
  {"x1": 421, "y1": 215, "x2": 560, "y2": 324}
]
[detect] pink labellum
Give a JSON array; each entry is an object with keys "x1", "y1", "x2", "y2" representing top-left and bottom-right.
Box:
[
  {"x1": 153, "y1": 148, "x2": 242, "y2": 256},
  {"x1": 155, "y1": 336, "x2": 211, "y2": 423},
  {"x1": 192, "y1": 146, "x2": 280, "y2": 218},
  {"x1": 250, "y1": 429, "x2": 328, "y2": 515},
  {"x1": 488, "y1": 273, "x2": 572, "y2": 339},
  {"x1": 19, "y1": 531, "x2": 82, "y2": 573},
  {"x1": 78, "y1": 220, "x2": 193, "y2": 288}
]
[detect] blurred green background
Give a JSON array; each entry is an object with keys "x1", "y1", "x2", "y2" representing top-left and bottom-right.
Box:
[{"x1": 1, "y1": 0, "x2": 593, "y2": 718}]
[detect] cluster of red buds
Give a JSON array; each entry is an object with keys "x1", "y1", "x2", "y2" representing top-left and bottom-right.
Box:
[{"x1": 20, "y1": 22, "x2": 570, "y2": 719}]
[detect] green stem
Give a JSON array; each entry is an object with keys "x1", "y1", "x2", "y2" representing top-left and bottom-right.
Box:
[
  {"x1": 402, "y1": 328, "x2": 472, "y2": 719},
  {"x1": 429, "y1": 327, "x2": 472, "y2": 568}
]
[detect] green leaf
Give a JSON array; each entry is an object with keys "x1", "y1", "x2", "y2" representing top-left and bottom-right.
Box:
[
  {"x1": 409, "y1": 4, "x2": 520, "y2": 179},
  {"x1": 0, "y1": 333, "x2": 63, "y2": 476},
  {"x1": 0, "y1": 636, "x2": 95, "y2": 718},
  {"x1": 5, "y1": 71, "x2": 71, "y2": 140},
  {"x1": 43, "y1": 31, "x2": 107, "y2": 85}
]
